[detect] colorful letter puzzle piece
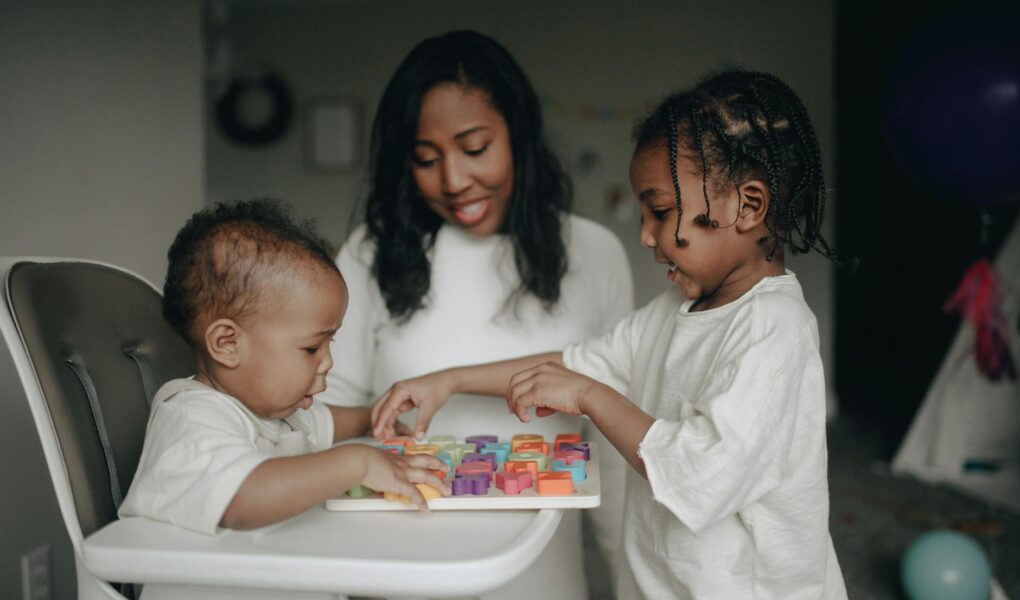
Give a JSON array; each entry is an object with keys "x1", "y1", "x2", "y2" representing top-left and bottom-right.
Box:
[
  {"x1": 452, "y1": 474, "x2": 490, "y2": 495},
  {"x1": 334, "y1": 432, "x2": 595, "y2": 510},
  {"x1": 495, "y1": 471, "x2": 533, "y2": 495}
]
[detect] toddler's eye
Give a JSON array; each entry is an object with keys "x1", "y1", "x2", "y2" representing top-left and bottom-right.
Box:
[
  {"x1": 464, "y1": 144, "x2": 489, "y2": 157},
  {"x1": 303, "y1": 347, "x2": 318, "y2": 355}
]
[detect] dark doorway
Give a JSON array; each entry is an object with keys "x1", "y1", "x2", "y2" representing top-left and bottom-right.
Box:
[{"x1": 834, "y1": 0, "x2": 1019, "y2": 454}]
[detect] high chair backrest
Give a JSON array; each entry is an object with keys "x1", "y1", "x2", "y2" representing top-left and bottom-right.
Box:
[{"x1": 0, "y1": 258, "x2": 192, "y2": 593}]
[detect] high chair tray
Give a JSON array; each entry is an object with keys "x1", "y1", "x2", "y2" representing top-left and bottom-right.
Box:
[{"x1": 326, "y1": 437, "x2": 601, "y2": 511}]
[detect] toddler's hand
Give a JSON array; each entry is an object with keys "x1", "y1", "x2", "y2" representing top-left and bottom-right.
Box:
[
  {"x1": 371, "y1": 372, "x2": 455, "y2": 441},
  {"x1": 359, "y1": 448, "x2": 451, "y2": 513},
  {"x1": 506, "y1": 362, "x2": 597, "y2": 423}
]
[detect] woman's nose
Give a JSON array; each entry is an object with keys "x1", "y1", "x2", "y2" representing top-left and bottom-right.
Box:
[{"x1": 440, "y1": 156, "x2": 470, "y2": 196}]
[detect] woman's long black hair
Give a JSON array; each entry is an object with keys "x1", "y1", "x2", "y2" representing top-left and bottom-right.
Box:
[{"x1": 363, "y1": 30, "x2": 571, "y2": 321}]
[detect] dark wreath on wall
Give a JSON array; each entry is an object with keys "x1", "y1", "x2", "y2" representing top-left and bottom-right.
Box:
[{"x1": 214, "y1": 73, "x2": 294, "y2": 146}]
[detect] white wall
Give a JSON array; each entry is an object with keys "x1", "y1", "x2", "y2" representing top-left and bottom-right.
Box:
[
  {"x1": 0, "y1": 0, "x2": 203, "y2": 596},
  {"x1": 208, "y1": 0, "x2": 837, "y2": 402}
]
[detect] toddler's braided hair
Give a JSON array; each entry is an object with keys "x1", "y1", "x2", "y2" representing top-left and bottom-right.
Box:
[{"x1": 634, "y1": 69, "x2": 838, "y2": 261}]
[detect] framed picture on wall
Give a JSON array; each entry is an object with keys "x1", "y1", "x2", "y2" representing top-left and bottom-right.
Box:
[{"x1": 304, "y1": 98, "x2": 360, "y2": 172}]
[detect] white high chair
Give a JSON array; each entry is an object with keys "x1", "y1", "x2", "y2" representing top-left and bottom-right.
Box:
[{"x1": 0, "y1": 257, "x2": 565, "y2": 599}]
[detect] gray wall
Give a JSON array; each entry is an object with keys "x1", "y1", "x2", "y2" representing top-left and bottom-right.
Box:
[
  {"x1": 0, "y1": 0, "x2": 203, "y2": 596},
  {"x1": 208, "y1": 0, "x2": 838, "y2": 406}
]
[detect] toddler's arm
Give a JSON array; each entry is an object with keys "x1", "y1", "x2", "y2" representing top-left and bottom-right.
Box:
[
  {"x1": 505, "y1": 361, "x2": 654, "y2": 477},
  {"x1": 220, "y1": 444, "x2": 449, "y2": 529},
  {"x1": 371, "y1": 351, "x2": 562, "y2": 440}
]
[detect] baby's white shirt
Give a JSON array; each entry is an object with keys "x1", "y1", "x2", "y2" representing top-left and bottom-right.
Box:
[{"x1": 119, "y1": 378, "x2": 334, "y2": 535}]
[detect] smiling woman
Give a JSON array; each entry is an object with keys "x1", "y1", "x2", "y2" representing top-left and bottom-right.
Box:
[
  {"x1": 411, "y1": 83, "x2": 514, "y2": 235},
  {"x1": 317, "y1": 29, "x2": 634, "y2": 600}
]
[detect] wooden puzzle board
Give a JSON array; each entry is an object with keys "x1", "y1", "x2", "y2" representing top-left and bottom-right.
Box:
[{"x1": 325, "y1": 440, "x2": 601, "y2": 511}]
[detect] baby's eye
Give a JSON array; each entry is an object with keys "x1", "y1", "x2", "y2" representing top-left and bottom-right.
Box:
[
  {"x1": 464, "y1": 144, "x2": 489, "y2": 157},
  {"x1": 303, "y1": 346, "x2": 319, "y2": 355}
]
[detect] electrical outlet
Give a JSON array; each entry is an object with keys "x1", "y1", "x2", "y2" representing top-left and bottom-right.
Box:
[{"x1": 20, "y1": 544, "x2": 51, "y2": 600}]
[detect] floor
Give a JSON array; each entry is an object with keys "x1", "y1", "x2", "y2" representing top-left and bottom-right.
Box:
[{"x1": 582, "y1": 414, "x2": 1020, "y2": 599}]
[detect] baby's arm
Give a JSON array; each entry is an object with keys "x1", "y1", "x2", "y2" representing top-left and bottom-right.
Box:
[
  {"x1": 505, "y1": 362, "x2": 654, "y2": 477},
  {"x1": 371, "y1": 351, "x2": 562, "y2": 440},
  {"x1": 220, "y1": 444, "x2": 449, "y2": 529}
]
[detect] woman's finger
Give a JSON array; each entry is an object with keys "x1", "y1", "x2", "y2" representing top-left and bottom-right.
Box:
[
  {"x1": 412, "y1": 401, "x2": 439, "y2": 440},
  {"x1": 374, "y1": 396, "x2": 413, "y2": 438},
  {"x1": 370, "y1": 389, "x2": 391, "y2": 425}
]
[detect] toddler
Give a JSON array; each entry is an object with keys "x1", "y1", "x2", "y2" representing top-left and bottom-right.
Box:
[
  {"x1": 371, "y1": 70, "x2": 849, "y2": 598},
  {"x1": 120, "y1": 200, "x2": 449, "y2": 534}
]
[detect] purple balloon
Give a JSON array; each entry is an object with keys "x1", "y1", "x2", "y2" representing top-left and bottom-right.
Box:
[{"x1": 883, "y1": 19, "x2": 1020, "y2": 204}]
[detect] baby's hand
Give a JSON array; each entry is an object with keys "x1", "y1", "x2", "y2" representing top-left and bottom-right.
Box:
[
  {"x1": 506, "y1": 362, "x2": 596, "y2": 422},
  {"x1": 359, "y1": 448, "x2": 451, "y2": 513},
  {"x1": 371, "y1": 372, "x2": 455, "y2": 441}
]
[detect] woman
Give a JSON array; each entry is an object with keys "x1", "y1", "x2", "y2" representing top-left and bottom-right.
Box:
[{"x1": 320, "y1": 30, "x2": 632, "y2": 597}]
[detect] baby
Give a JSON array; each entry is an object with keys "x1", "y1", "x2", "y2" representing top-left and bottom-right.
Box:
[{"x1": 119, "y1": 200, "x2": 449, "y2": 534}]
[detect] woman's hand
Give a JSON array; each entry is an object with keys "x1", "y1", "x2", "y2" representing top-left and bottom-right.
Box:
[
  {"x1": 371, "y1": 371, "x2": 456, "y2": 440},
  {"x1": 505, "y1": 361, "x2": 602, "y2": 422},
  {"x1": 358, "y1": 447, "x2": 451, "y2": 513}
]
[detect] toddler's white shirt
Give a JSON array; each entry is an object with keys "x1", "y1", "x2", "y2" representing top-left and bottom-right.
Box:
[
  {"x1": 564, "y1": 273, "x2": 847, "y2": 599},
  {"x1": 119, "y1": 378, "x2": 334, "y2": 535}
]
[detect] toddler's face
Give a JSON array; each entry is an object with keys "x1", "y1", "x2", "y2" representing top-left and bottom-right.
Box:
[
  {"x1": 234, "y1": 266, "x2": 348, "y2": 420},
  {"x1": 630, "y1": 145, "x2": 744, "y2": 308}
]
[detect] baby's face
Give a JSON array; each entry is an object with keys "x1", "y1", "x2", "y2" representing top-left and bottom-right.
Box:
[{"x1": 233, "y1": 266, "x2": 348, "y2": 420}]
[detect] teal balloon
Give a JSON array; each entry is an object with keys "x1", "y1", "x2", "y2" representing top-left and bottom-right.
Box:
[{"x1": 901, "y1": 530, "x2": 991, "y2": 600}]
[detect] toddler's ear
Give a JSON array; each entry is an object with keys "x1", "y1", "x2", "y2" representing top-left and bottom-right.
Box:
[
  {"x1": 734, "y1": 179, "x2": 770, "y2": 233},
  {"x1": 204, "y1": 318, "x2": 243, "y2": 368}
]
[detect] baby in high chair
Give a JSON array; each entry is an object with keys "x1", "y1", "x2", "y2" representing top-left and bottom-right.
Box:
[{"x1": 119, "y1": 199, "x2": 449, "y2": 534}]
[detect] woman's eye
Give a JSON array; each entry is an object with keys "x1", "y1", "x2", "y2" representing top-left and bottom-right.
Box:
[
  {"x1": 651, "y1": 208, "x2": 669, "y2": 221},
  {"x1": 412, "y1": 156, "x2": 437, "y2": 168},
  {"x1": 464, "y1": 144, "x2": 488, "y2": 157}
]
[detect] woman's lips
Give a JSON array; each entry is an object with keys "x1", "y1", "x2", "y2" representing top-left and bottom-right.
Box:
[{"x1": 452, "y1": 198, "x2": 490, "y2": 226}]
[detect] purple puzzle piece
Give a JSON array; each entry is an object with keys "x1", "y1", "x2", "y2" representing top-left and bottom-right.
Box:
[
  {"x1": 452, "y1": 474, "x2": 490, "y2": 496},
  {"x1": 465, "y1": 435, "x2": 498, "y2": 451},
  {"x1": 461, "y1": 452, "x2": 497, "y2": 469},
  {"x1": 561, "y1": 442, "x2": 591, "y2": 460}
]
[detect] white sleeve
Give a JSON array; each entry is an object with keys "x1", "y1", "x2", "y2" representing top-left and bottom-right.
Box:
[
  {"x1": 637, "y1": 322, "x2": 819, "y2": 534},
  {"x1": 321, "y1": 227, "x2": 381, "y2": 407},
  {"x1": 119, "y1": 398, "x2": 270, "y2": 535},
  {"x1": 562, "y1": 301, "x2": 645, "y2": 396}
]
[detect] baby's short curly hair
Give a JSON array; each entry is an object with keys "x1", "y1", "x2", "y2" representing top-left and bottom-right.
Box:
[{"x1": 163, "y1": 199, "x2": 340, "y2": 347}]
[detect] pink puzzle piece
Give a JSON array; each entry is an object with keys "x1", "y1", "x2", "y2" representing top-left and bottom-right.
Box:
[
  {"x1": 553, "y1": 450, "x2": 585, "y2": 464},
  {"x1": 495, "y1": 471, "x2": 533, "y2": 495}
]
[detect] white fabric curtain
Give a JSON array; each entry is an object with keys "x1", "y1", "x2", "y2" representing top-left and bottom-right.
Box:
[{"x1": 892, "y1": 215, "x2": 1020, "y2": 512}]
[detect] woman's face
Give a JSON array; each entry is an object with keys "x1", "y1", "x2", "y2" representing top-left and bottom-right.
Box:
[{"x1": 411, "y1": 83, "x2": 514, "y2": 236}]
